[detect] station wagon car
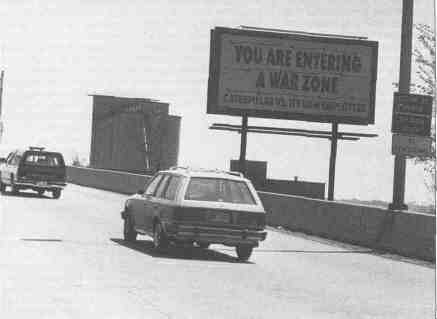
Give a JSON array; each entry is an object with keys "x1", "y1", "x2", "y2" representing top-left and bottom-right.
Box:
[
  {"x1": 121, "y1": 167, "x2": 267, "y2": 261},
  {"x1": 0, "y1": 147, "x2": 67, "y2": 198}
]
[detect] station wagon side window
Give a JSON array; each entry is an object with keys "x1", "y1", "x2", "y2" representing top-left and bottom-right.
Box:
[
  {"x1": 155, "y1": 174, "x2": 171, "y2": 199},
  {"x1": 144, "y1": 174, "x2": 163, "y2": 196},
  {"x1": 163, "y1": 176, "x2": 182, "y2": 201}
]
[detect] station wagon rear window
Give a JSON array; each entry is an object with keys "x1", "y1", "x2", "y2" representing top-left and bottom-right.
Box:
[
  {"x1": 184, "y1": 177, "x2": 256, "y2": 205},
  {"x1": 23, "y1": 152, "x2": 65, "y2": 167}
]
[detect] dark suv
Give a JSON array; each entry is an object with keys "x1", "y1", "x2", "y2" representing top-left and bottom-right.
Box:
[
  {"x1": 121, "y1": 167, "x2": 267, "y2": 261},
  {"x1": 0, "y1": 147, "x2": 66, "y2": 198}
]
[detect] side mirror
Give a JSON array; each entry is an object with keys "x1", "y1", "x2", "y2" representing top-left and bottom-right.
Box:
[{"x1": 137, "y1": 189, "x2": 145, "y2": 195}]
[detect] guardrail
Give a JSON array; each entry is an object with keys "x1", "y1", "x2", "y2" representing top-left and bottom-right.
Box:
[{"x1": 67, "y1": 166, "x2": 435, "y2": 261}]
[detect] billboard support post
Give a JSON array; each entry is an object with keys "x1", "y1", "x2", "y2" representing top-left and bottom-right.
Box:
[
  {"x1": 238, "y1": 114, "x2": 248, "y2": 176},
  {"x1": 389, "y1": 0, "x2": 413, "y2": 211},
  {"x1": 328, "y1": 122, "x2": 339, "y2": 200}
]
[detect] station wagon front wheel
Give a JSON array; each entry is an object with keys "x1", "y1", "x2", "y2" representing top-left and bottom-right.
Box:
[
  {"x1": 236, "y1": 245, "x2": 253, "y2": 261},
  {"x1": 153, "y1": 222, "x2": 169, "y2": 251}
]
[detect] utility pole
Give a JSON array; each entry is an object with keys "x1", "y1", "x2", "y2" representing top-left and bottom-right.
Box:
[{"x1": 389, "y1": 0, "x2": 413, "y2": 211}]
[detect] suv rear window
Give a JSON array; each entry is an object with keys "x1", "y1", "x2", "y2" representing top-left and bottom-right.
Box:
[
  {"x1": 23, "y1": 152, "x2": 65, "y2": 167},
  {"x1": 184, "y1": 177, "x2": 256, "y2": 205}
]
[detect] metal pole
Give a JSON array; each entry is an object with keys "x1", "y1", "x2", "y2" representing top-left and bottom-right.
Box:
[
  {"x1": 389, "y1": 0, "x2": 413, "y2": 211},
  {"x1": 328, "y1": 122, "x2": 338, "y2": 200},
  {"x1": 239, "y1": 115, "x2": 248, "y2": 175}
]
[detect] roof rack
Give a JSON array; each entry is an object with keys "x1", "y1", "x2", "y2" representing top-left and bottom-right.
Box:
[
  {"x1": 224, "y1": 170, "x2": 244, "y2": 178},
  {"x1": 168, "y1": 166, "x2": 244, "y2": 178},
  {"x1": 28, "y1": 146, "x2": 45, "y2": 151}
]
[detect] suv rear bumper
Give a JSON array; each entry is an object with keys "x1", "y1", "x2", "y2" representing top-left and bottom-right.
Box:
[
  {"x1": 165, "y1": 223, "x2": 267, "y2": 247},
  {"x1": 14, "y1": 181, "x2": 66, "y2": 190}
]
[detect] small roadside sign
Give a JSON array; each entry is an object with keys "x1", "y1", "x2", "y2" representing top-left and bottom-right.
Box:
[
  {"x1": 392, "y1": 133, "x2": 432, "y2": 157},
  {"x1": 391, "y1": 92, "x2": 433, "y2": 137}
]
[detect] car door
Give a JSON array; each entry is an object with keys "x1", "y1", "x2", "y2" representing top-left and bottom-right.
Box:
[
  {"x1": 131, "y1": 174, "x2": 163, "y2": 232},
  {"x1": 146, "y1": 174, "x2": 171, "y2": 232},
  {"x1": 10, "y1": 153, "x2": 22, "y2": 184},
  {"x1": 158, "y1": 175, "x2": 183, "y2": 221},
  {"x1": 0, "y1": 152, "x2": 13, "y2": 184},
  {"x1": 4, "y1": 152, "x2": 17, "y2": 184}
]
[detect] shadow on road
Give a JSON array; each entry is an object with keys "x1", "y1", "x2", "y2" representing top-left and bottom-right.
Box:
[
  {"x1": 218, "y1": 248, "x2": 373, "y2": 254},
  {"x1": 1, "y1": 190, "x2": 52, "y2": 199},
  {"x1": 110, "y1": 238, "x2": 253, "y2": 264}
]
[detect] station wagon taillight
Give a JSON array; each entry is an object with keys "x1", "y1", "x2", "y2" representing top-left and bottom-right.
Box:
[{"x1": 236, "y1": 212, "x2": 266, "y2": 229}]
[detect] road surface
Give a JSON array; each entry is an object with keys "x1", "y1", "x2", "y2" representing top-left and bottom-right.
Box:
[{"x1": 0, "y1": 184, "x2": 434, "y2": 318}]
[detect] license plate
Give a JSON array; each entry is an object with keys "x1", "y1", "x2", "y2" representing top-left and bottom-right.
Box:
[
  {"x1": 37, "y1": 181, "x2": 47, "y2": 186},
  {"x1": 209, "y1": 212, "x2": 230, "y2": 223}
]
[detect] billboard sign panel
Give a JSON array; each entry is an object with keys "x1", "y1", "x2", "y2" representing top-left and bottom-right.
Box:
[
  {"x1": 207, "y1": 27, "x2": 378, "y2": 125},
  {"x1": 391, "y1": 92, "x2": 433, "y2": 136},
  {"x1": 392, "y1": 133, "x2": 432, "y2": 157}
]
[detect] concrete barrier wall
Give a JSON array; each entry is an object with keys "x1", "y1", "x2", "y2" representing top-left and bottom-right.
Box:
[
  {"x1": 259, "y1": 192, "x2": 435, "y2": 261},
  {"x1": 67, "y1": 166, "x2": 151, "y2": 194},
  {"x1": 67, "y1": 166, "x2": 435, "y2": 261}
]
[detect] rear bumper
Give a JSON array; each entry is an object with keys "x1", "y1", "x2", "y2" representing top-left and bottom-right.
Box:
[
  {"x1": 165, "y1": 223, "x2": 267, "y2": 247},
  {"x1": 119, "y1": 211, "x2": 267, "y2": 246},
  {"x1": 15, "y1": 181, "x2": 66, "y2": 190}
]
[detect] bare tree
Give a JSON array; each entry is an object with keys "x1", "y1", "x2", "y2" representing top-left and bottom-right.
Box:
[{"x1": 412, "y1": 23, "x2": 435, "y2": 200}]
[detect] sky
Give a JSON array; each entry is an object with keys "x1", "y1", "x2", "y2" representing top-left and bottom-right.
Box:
[{"x1": 0, "y1": 0, "x2": 435, "y2": 204}]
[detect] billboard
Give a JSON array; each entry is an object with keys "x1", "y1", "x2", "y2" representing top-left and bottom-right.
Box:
[{"x1": 207, "y1": 27, "x2": 378, "y2": 125}]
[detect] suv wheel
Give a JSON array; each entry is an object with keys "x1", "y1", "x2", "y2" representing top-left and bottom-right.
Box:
[
  {"x1": 123, "y1": 216, "x2": 137, "y2": 242},
  {"x1": 0, "y1": 182, "x2": 5, "y2": 194},
  {"x1": 236, "y1": 245, "x2": 253, "y2": 261},
  {"x1": 11, "y1": 185, "x2": 19, "y2": 195},
  {"x1": 153, "y1": 222, "x2": 169, "y2": 251},
  {"x1": 52, "y1": 189, "x2": 61, "y2": 199}
]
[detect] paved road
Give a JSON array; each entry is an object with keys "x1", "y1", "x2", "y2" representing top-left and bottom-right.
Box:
[{"x1": 0, "y1": 184, "x2": 434, "y2": 319}]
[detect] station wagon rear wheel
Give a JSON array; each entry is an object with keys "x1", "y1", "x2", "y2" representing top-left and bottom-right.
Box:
[
  {"x1": 123, "y1": 216, "x2": 137, "y2": 242},
  {"x1": 153, "y1": 222, "x2": 169, "y2": 251},
  {"x1": 236, "y1": 245, "x2": 253, "y2": 261}
]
